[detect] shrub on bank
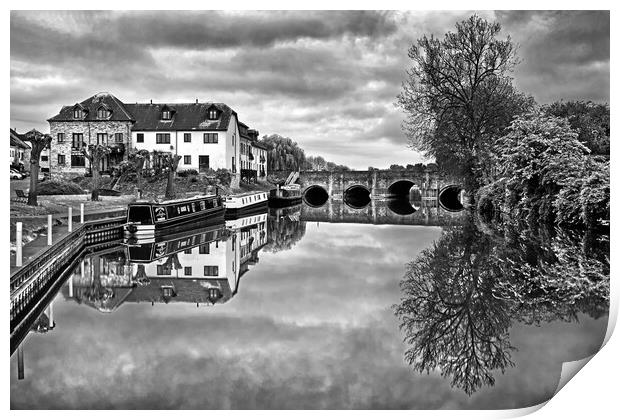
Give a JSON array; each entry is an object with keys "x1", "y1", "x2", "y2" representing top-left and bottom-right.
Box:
[
  {"x1": 177, "y1": 169, "x2": 198, "y2": 177},
  {"x1": 38, "y1": 180, "x2": 85, "y2": 195},
  {"x1": 481, "y1": 112, "x2": 610, "y2": 228},
  {"x1": 215, "y1": 169, "x2": 231, "y2": 187}
]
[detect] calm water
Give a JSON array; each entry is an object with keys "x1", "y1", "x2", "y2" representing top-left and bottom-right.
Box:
[{"x1": 10, "y1": 200, "x2": 609, "y2": 409}]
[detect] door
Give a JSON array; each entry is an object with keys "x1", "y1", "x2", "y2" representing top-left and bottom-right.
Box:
[{"x1": 199, "y1": 155, "x2": 209, "y2": 172}]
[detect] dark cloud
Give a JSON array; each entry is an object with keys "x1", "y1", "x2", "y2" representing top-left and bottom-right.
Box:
[{"x1": 10, "y1": 10, "x2": 610, "y2": 168}]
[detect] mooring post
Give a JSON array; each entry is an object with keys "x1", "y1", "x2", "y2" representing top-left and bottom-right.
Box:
[
  {"x1": 68, "y1": 207, "x2": 73, "y2": 232},
  {"x1": 80, "y1": 203, "x2": 84, "y2": 224},
  {"x1": 17, "y1": 344, "x2": 24, "y2": 380},
  {"x1": 15, "y1": 222, "x2": 23, "y2": 267},
  {"x1": 47, "y1": 214, "x2": 53, "y2": 246}
]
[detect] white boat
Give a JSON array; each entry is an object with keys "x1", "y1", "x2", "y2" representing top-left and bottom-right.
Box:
[
  {"x1": 225, "y1": 211, "x2": 268, "y2": 230},
  {"x1": 224, "y1": 191, "x2": 268, "y2": 218}
]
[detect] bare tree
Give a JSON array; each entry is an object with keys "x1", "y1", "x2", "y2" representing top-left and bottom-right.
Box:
[
  {"x1": 23, "y1": 129, "x2": 52, "y2": 206},
  {"x1": 128, "y1": 149, "x2": 151, "y2": 196},
  {"x1": 82, "y1": 144, "x2": 111, "y2": 201},
  {"x1": 152, "y1": 152, "x2": 182, "y2": 199},
  {"x1": 396, "y1": 15, "x2": 533, "y2": 188}
]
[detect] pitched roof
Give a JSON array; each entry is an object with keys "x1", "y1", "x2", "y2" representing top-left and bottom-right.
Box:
[
  {"x1": 125, "y1": 102, "x2": 236, "y2": 131},
  {"x1": 47, "y1": 92, "x2": 134, "y2": 122},
  {"x1": 10, "y1": 129, "x2": 30, "y2": 149}
]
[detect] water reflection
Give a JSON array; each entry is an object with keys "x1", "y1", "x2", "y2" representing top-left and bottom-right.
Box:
[
  {"x1": 64, "y1": 212, "x2": 269, "y2": 312},
  {"x1": 394, "y1": 218, "x2": 610, "y2": 395},
  {"x1": 10, "y1": 201, "x2": 610, "y2": 409}
]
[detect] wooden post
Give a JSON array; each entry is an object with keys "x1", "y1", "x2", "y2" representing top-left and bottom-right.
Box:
[
  {"x1": 80, "y1": 203, "x2": 84, "y2": 223},
  {"x1": 47, "y1": 215, "x2": 53, "y2": 246},
  {"x1": 15, "y1": 222, "x2": 22, "y2": 267},
  {"x1": 68, "y1": 207, "x2": 73, "y2": 232}
]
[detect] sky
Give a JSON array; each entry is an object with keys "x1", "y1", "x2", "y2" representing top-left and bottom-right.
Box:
[{"x1": 10, "y1": 10, "x2": 610, "y2": 169}]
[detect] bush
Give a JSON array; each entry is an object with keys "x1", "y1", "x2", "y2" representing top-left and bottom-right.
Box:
[
  {"x1": 38, "y1": 180, "x2": 85, "y2": 195},
  {"x1": 215, "y1": 168, "x2": 231, "y2": 187},
  {"x1": 178, "y1": 169, "x2": 198, "y2": 177}
]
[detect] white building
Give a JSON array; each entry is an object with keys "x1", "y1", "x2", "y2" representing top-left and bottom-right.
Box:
[{"x1": 47, "y1": 93, "x2": 263, "y2": 179}]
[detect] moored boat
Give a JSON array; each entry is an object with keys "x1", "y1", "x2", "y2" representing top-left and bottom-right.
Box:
[
  {"x1": 224, "y1": 191, "x2": 268, "y2": 218},
  {"x1": 125, "y1": 194, "x2": 224, "y2": 237},
  {"x1": 268, "y1": 184, "x2": 302, "y2": 207}
]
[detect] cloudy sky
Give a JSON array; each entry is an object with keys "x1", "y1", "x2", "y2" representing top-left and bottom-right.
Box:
[{"x1": 10, "y1": 10, "x2": 609, "y2": 169}]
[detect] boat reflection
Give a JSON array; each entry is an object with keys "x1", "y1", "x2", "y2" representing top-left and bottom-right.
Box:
[{"x1": 62, "y1": 210, "x2": 269, "y2": 311}]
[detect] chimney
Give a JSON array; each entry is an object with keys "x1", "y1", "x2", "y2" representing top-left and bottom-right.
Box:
[
  {"x1": 150, "y1": 99, "x2": 152, "y2": 104},
  {"x1": 196, "y1": 98, "x2": 198, "y2": 104}
]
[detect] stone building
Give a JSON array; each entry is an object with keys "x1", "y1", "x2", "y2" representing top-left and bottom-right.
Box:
[{"x1": 46, "y1": 92, "x2": 133, "y2": 175}]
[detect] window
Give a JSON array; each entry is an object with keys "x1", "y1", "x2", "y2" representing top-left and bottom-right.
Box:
[
  {"x1": 157, "y1": 265, "x2": 172, "y2": 275},
  {"x1": 232, "y1": 134, "x2": 235, "y2": 147},
  {"x1": 114, "y1": 133, "x2": 123, "y2": 143},
  {"x1": 136, "y1": 133, "x2": 144, "y2": 143},
  {"x1": 97, "y1": 107, "x2": 108, "y2": 119},
  {"x1": 162, "y1": 110, "x2": 171, "y2": 120},
  {"x1": 184, "y1": 267, "x2": 192, "y2": 276},
  {"x1": 41, "y1": 155, "x2": 48, "y2": 162},
  {"x1": 184, "y1": 133, "x2": 191, "y2": 143},
  {"x1": 204, "y1": 266, "x2": 219, "y2": 276},
  {"x1": 71, "y1": 155, "x2": 86, "y2": 167},
  {"x1": 156, "y1": 133, "x2": 171, "y2": 144},
  {"x1": 199, "y1": 244, "x2": 210, "y2": 254},
  {"x1": 184, "y1": 155, "x2": 191, "y2": 165},
  {"x1": 97, "y1": 133, "x2": 108, "y2": 145},
  {"x1": 208, "y1": 109, "x2": 217, "y2": 119},
  {"x1": 72, "y1": 133, "x2": 84, "y2": 150},
  {"x1": 57, "y1": 133, "x2": 65, "y2": 143},
  {"x1": 203, "y1": 133, "x2": 218, "y2": 144},
  {"x1": 232, "y1": 157, "x2": 236, "y2": 173},
  {"x1": 58, "y1": 154, "x2": 66, "y2": 165},
  {"x1": 184, "y1": 249, "x2": 192, "y2": 254},
  {"x1": 73, "y1": 108, "x2": 83, "y2": 119}
]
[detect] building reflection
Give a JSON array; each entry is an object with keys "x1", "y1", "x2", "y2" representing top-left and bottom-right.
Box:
[{"x1": 62, "y1": 211, "x2": 269, "y2": 311}]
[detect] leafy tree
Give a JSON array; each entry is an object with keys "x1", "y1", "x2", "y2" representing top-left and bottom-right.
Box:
[
  {"x1": 82, "y1": 144, "x2": 112, "y2": 201},
  {"x1": 494, "y1": 112, "x2": 603, "y2": 226},
  {"x1": 396, "y1": 15, "x2": 534, "y2": 189},
  {"x1": 389, "y1": 164, "x2": 406, "y2": 170},
  {"x1": 259, "y1": 134, "x2": 307, "y2": 172},
  {"x1": 23, "y1": 129, "x2": 52, "y2": 206},
  {"x1": 543, "y1": 101, "x2": 610, "y2": 155},
  {"x1": 128, "y1": 149, "x2": 151, "y2": 193}
]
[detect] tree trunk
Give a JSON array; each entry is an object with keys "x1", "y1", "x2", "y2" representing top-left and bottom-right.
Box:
[
  {"x1": 165, "y1": 168, "x2": 175, "y2": 199},
  {"x1": 91, "y1": 159, "x2": 100, "y2": 201},
  {"x1": 27, "y1": 162, "x2": 40, "y2": 206}
]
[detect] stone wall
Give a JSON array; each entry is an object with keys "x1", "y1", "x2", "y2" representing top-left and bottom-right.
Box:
[{"x1": 48, "y1": 120, "x2": 132, "y2": 177}]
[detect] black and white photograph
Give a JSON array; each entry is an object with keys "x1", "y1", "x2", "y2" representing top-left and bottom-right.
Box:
[{"x1": 7, "y1": 4, "x2": 614, "y2": 413}]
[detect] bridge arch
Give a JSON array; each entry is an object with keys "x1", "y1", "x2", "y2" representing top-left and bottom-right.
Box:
[
  {"x1": 303, "y1": 185, "x2": 329, "y2": 207},
  {"x1": 438, "y1": 185, "x2": 464, "y2": 212},
  {"x1": 344, "y1": 184, "x2": 371, "y2": 209},
  {"x1": 387, "y1": 179, "x2": 418, "y2": 197}
]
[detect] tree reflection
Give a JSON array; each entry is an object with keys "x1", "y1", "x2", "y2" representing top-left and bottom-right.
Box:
[
  {"x1": 395, "y1": 218, "x2": 609, "y2": 395},
  {"x1": 264, "y1": 207, "x2": 307, "y2": 253}
]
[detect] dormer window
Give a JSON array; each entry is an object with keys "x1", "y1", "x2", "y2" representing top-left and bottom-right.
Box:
[
  {"x1": 97, "y1": 107, "x2": 109, "y2": 119},
  {"x1": 162, "y1": 110, "x2": 171, "y2": 120},
  {"x1": 208, "y1": 109, "x2": 218, "y2": 120},
  {"x1": 73, "y1": 108, "x2": 84, "y2": 119}
]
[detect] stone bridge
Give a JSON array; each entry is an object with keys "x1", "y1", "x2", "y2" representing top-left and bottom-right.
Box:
[{"x1": 297, "y1": 169, "x2": 464, "y2": 210}]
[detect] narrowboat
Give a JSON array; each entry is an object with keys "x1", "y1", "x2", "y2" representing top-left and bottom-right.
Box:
[
  {"x1": 268, "y1": 184, "x2": 302, "y2": 207},
  {"x1": 224, "y1": 191, "x2": 268, "y2": 218},
  {"x1": 125, "y1": 194, "x2": 224, "y2": 236}
]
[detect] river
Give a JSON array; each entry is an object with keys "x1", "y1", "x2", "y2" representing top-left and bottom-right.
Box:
[{"x1": 10, "y1": 200, "x2": 609, "y2": 409}]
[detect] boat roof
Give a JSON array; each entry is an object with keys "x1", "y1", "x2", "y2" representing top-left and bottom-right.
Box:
[
  {"x1": 226, "y1": 190, "x2": 268, "y2": 198},
  {"x1": 131, "y1": 193, "x2": 218, "y2": 205}
]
